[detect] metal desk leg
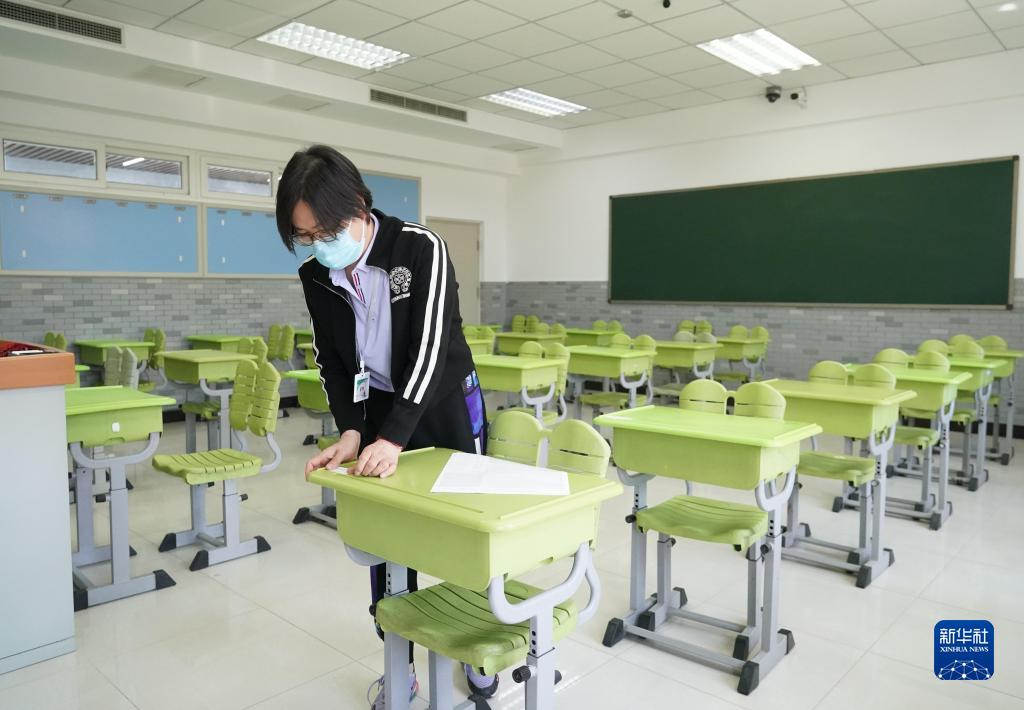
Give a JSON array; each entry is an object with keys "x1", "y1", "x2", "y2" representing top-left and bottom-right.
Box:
[
  {"x1": 858, "y1": 429, "x2": 895, "y2": 587},
  {"x1": 1001, "y1": 373, "x2": 1015, "y2": 464},
  {"x1": 968, "y1": 386, "x2": 992, "y2": 491},
  {"x1": 292, "y1": 485, "x2": 338, "y2": 527},
  {"x1": 931, "y1": 414, "x2": 953, "y2": 530},
  {"x1": 383, "y1": 561, "x2": 411, "y2": 710},
  {"x1": 199, "y1": 378, "x2": 233, "y2": 450},
  {"x1": 521, "y1": 384, "x2": 555, "y2": 424}
]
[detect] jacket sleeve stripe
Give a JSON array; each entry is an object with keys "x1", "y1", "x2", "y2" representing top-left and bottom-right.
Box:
[
  {"x1": 413, "y1": 230, "x2": 448, "y2": 404},
  {"x1": 401, "y1": 226, "x2": 445, "y2": 402},
  {"x1": 309, "y1": 316, "x2": 331, "y2": 407}
]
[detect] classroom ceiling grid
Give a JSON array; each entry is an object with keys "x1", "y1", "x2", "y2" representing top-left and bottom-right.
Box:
[{"x1": 26, "y1": 0, "x2": 1024, "y2": 129}]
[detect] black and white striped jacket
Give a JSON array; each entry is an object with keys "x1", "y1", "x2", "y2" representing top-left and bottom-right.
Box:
[{"x1": 299, "y1": 209, "x2": 474, "y2": 448}]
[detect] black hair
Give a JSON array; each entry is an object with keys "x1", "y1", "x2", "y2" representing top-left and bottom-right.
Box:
[{"x1": 276, "y1": 144, "x2": 373, "y2": 253}]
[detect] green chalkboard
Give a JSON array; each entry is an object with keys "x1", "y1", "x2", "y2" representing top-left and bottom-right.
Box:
[{"x1": 609, "y1": 158, "x2": 1017, "y2": 306}]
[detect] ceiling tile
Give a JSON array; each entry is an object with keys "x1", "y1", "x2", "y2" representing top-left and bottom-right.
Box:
[
  {"x1": 729, "y1": 0, "x2": 845, "y2": 25},
  {"x1": 780, "y1": 63, "x2": 846, "y2": 85},
  {"x1": 480, "y1": 0, "x2": 591, "y2": 21},
  {"x1": 673, "y1": 62, "x2": 752, "y2": 87},
  {"x1": 633, "y1": 46, "x2": 721, "y2": 74},
  {"x1": 537, "y1": 2, "x2": 643, "y2": 42},
  {"x1": 410, "y1": 85, "x2": 470, "y2": 103},
  {"x1": 381, "y1": 57, "x2": 468, "y2": 83},
  {"x1": 175, "y1": 0, "x2": 289, "y2": 36},
  {"x1": 429, "y1": 42, "x2": 518, "y2": 72},
  {"x1": 157, "y1": 19, "x2": 247, "y2": 47},
  {"x1": 976, "y1": 3, "x2": 1024, "y2": 29},
  {"x1": 854, "y1": 0, "x2": 970, "y2": 28},
  {"x1": 575, "y1": 62, "x2": 659, "y2": 87},
  {"x1": 802, "y1": 31, "x2": 898, "y2": 62},
  {"x1": 559, "y1": 108, "x2": 621, "y2": 126},
  {"x1": 563, "y1": 88, "x2": 635, "y2": 107},
  {"x1": 189, "y1": 76, "x2": 282, "y2": 102},
  {"x1": 366, "y1": 22, "x2": 466, "y2": 57},
  {"x1": 704, "y1": 78, "x2": 770, "y2": 99},
  {"x1": 885, "y1": 11, "x2": 989, "y2": 47},
  {"x1": 300, "y1": 57, "x2": 373, "y2": 78},
  {"x1": 265, "y1": 93, "x2": 331, "y2": 111},
  {"x1": 419, "y1": 1, "x2": 525, "y2": 40},
  {"x1": 628, "y1": 0, "x2": 722, "y2": 22},
  {"x1": 233, "y1": 0, "x2": 326, "y2": 14},
  {"x1": 234, "y1": 37, "x2": 313, "y2": 62},
  {"x1": 617, "y1": 76, "x2": 691, "y2": 99},
  {"x1": 655, "y1": 89, "x2": 721, "y2": 109},
  {"x1": 830, "y1": 49, "x2": 919, "y2": 77},
  {"x1": 65, "y1": 0, "x2": 166, "y2": 27},
  {"x1": 588, "y1": 26, "x2": 686, "y2": 59},
  {"x1": 532, "y1": 44, "x2": 619, "y2": 73},
  {"x1": 772, "y1": 8, "x2": 875, "y2": 45},
  {"x1": 110, "y1": 0, "x2": 196, "y2": 12},
  {"x1": 997, "y1": 25, "x2": 1024, "y2": 47},
  {"x1": 604, "y1": 100, "x2": 670, "y2": 118},
  {"x1": 351, "y1": 0, "x2": 463, "y2": 20},
  {"x1": 527, "y1": 74, "x2": 604, "y2": 97},
  {"x1": 296, "y1": 0, "x2": 405, "y2": 39},
  {"x1": 480, "y1": 59, "x2": 564, "y2": 84},
  {"x1": 908, "y1": 32, "x2": 1004, "y2": 62},
  {"x1": 478, "y1": 24, "x2": 576, "y2": 57},
  {"x1": 365, "y1": 73, "x2": 426, "y2": 93},
  {"x1": 655, "y1": 5, "x2": 760, "y2": 43},
  {"x1": 434, "y1": 73, "x2": 513, "y2": 97}
]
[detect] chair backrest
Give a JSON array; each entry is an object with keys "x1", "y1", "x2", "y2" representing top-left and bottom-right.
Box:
[
  {"x1": 808, "y1": 360, "x2": 848, "y2": 385},
  {"x1": 678, "y1": 379, "x2": 729, "y2": 414},
  {"x1": 676, "y1": 319, "x2": 695, "y2": 334},
  {"x1": 518, "y1": 340, "x2": 544, "y2": 358},
  {"x1": 278, "y1": 325, "x2": 296, "y2": 360},
  {"x1": 237, "y1": 337, "x2": 254, "y2": 355},
  {"x1": 148, "y1": 328, "x2": 166, "y2": 368},
  {"x1": 632, "y1": 334, "x2": 656, "y2": 351},
  {"x1": 695, "y1": 332, "x2": 717, "y2": 344},
  {"x1": 229, "y1": 359, "x2": 282, "y2": 436},
  {"x1": 728, "y1": 324, "x2": 749, "y2": 338},
  {"x1": 43, "y1": 332, "x2": 55, "y2": 348},
  {"x1": 873, "y1": 348, "x2": 910, "y2": 368},
  {"x1": 673, "y1": 330, "x2": 695, "y2": 342},
  {"x1": 103, "y1": 347, "x2": 123, "y2": 386},
  {"x1": 609, "y1": 332, "x2": 632, "y2": 348},
  {"x1": 695, "y1": 320, "x2": 713, "y2": 334},
  {"x1": 550, "y1": 323, "x2": 567, "y2": 336},
  {"x1": 978, "y1": 335, "x2": 1008, "y2": 351},
  {"x1": 487, "y1": 410, "x2": 543, "y2": 465},
  {"x1": 852, "y1": 363, "x2": 895, "y2": 389},
  {"x1": 267, "y1": 324, "x2": 283, "y2": 357},
  {"x1": 511, "y1": 314, "x2": 527, "y2": 332},
  {"x1": 913, "y1": 350, "x2": 950, "y2": 372},
  {"x1": 546, "y1": 420, "x2": 611, "y2": 476},
  {"x1": 607, "y1": 319, "x2": 624, "y2": 332},
  {"x1": 143, "y1": 328, "x2": 154, "y2": 348},
  {"x1": 119, "y1": 348, "x2": 139, "y2": 389},
  {"x1": 734, "y1": 382, "x2": 786, "y2": 420},
  {"x1": 918, "y1": 339, "x2": 949, "y2": 355},
  {"x1": 463, "y1": 325, "x2": 480, "y2": 339},
  {"x1": 525, "y1": 315, "x2": 540, "y2": 329},
  {"x1": 592, "y1": 319, "x2": 607, "y2": 330},
  {"x1": 951, "y1": 339, "x2": 985, "y2": 359},
  {"x1": 543, "y1": 342, "x2": 570, "y2": 396},
  {"x1": 528, "y1": 322, "x2": 550, "y2": 335},
  {"x1": 948, "y1": 333, "x2": 975, "y2": 347},
  {"x1": 751, "y1": 326, "x2": 769, "y2": 341},
  {"x1": 478, "y1": 326, "x2": 496, "y2": 344},
  {"x1": 250, "y1": 337, "x2": 269, "y2": 363}
]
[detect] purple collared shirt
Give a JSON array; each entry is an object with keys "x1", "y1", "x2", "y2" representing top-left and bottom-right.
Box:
[{"x1": 329, "y1": 213, "x2": 394, "y2": 392}]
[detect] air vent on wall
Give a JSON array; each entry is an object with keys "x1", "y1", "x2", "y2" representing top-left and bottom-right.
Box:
[
  {"x1": 370, "y1": 89, "x2": 467, "y2": 123},
  {"x1": 0, "y1": 0, "x2": 122, "y2": 44}
]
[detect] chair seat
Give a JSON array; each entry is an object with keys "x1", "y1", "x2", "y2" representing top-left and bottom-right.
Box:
[
  {"x1": 798, "y1": 451, "x2": 876, "y2": 486},
  {"x1": 900, "y1": 407, "x2": 935, "y2": 420},
  {"x1": 505, "y1": 406, "x2": 561, "y2": 426},
  {"x1": 138, "y1": 381, "x2": 156, "y2": 393},
  {"x1": 182, "y1": 400, "x2": 220, "y2": 420},
  {"x1": 152, "y1": 449, "x2": 262, "y2": 485},
  {"x1": 951, "y1": 407, "x2": 976, "y2": 425},
  {"x1": 374, "y1": 580, "x2": 577, "y2": 677},
  {"x1": 580, "y1": 392, "x2": 649, "y2": 409},
  {"x1": 635, "y1": 495, "x2": 767, "y2": 549},
  {"x1": 653, "y1": 382, "x2": 684, "y2": 398},
  {"x1": 714, "y1": 371, "x2": 749, "y2": 382},
  {"x1": 894, "y1": 425, "x2": 940, "y2": 449}
]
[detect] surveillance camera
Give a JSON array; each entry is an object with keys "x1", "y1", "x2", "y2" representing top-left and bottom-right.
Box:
[
  {"x1": 663, "y1": 0, "x2": 671, "y2": 7},
  {"x1": 765, "y1": 85, "x2": 782, "y2": 103}
]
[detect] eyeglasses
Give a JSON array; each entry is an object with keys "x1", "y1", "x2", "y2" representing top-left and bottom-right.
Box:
[{"x1": 289, "y1": 230, "x2": 340, "y2": 247}]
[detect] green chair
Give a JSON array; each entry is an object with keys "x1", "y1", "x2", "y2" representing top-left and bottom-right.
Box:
[
  {"x1": 852, "y1": 363, "x2": 895, "y2": 390},
  {"x1": 518, "y1": 340, "x2": 544, "y2": 358},
  {"x1": 478, "y1": 326, "x2": 497, "y2": 350},
  {"x1": 873, "y1": 348, "x2": 910, "y2": 368},
  {"x1": 277, "y1": 324, "x2": 296, "y2": 364},
  {"x1": 506, "y1": 342, "x2": 568, "y2": 425},
  {"x1": 103, "y1": 347, "x2": 124, "y2": 386},
  {"x1": 696, "y1": 331, "x2": 716, "y2": 344},
  {"x1": 140, "y1": 328, "x2": 167, "y2": 392},
  {"x1": 550, "y1": 323, "x2": 567, "y2": 337},
  {"x1": 948, "y1": 333, "x2": 975, "y2": 347},
  {"x1": 609, "y1": 332, "x2": 631, "y2": 348},
  {"x1": 374, "y1": 420, "x2": 611, "y2": 710},
  {"x1": 486, "y1": 410, "x2": 544, "y2": 465},
  {"x1": 676, "y1": 319, "x2": 695, "y2": 334},
  {"x1": 728, "y1": 324, "x2": 749, "y2": 338},
  {"x1": 890, "y1": 351, "x2": 950, "y2": 506},
  {"x1": 632, "y1": 334, "x2": 657, "y2": 351},
  {"x1": 525, "y1": 315, "x2": 540, "y2": 332},
  {"x1": 608, "y1": 319, "x2": 624, "y2": 333},
  {"x1": 979, "y1": 335, "x2": 1008, "y2": 351},
  {"x1": 579, "y1": 336, "x2": 652, "y2": 418},
  {"x1": 527, "y1": 322, "x2": 550, "y2": 335},
  {"x1": 949, "y1": 340, "x2": 988, "y2": 465},
  {"x1": 44, "y1": 331, "x2": 67, "y2": 350},
  {"x1": 918, "y1": 339, "x2": 949, "y2": 355},
  {"x1": 716, "y1": 327, "x2": 754, "y2": 385},
  {"x1": 695, "y1": 320, "x2": 713, "y2": 335},
  {"x1": 592, "y1": 319, "x2": 608, "y2": 330},
  {"x1": 673, "y1": 330, "x2": 695, "y2": 342},
  {"x1": 750, "y1": 327, "x2": 770, "y2": 378},
  {"x1": 267, "y1": 324, "x2": 283, "y2": 361},
  {"x1": 978, "y1": 335, "x2": 1010, "y2": 462},
  {"x1": 43, "y1": 332, "x2": 56, "y2": 348},
  {"x1": 154, "y1": 360, "x2": 282, "y2": 571},
  {"x1": 463, "y1": 325, "x2": 480, "y2": 339},
  {"x1": 678, "y1": 378, "x2": 729, "y2": 414},
  {"x1": 119, "y1": 348, "x2": 140, "y2": 390},
  {"x1": 511, "y1": 314, "x2": 527, "y2": 333},
  {"x1": 808, "y1": 360, "x2": 848, "y2": 385},
  {"x1": 653, "y1": 332, "x2": 703, "y2": 402}
]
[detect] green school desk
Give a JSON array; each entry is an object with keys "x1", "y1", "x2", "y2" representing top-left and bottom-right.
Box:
[
  {"x1": 473, "y1": 354, "x2": 559, "y2": 421},
  {"x1": 563, "y1": 328, "x2": 617, "y2": 347},
  {"x1": 567, "y1": 345, "x2": 654, "y2": 415},
  {"x1": 185, "y1": 334, "x2": 243, "y2": 352},
  {"x1": 652, "y1": 340, "x2": 720, "y2": 390},
  {"x1": 981, "y1": 347, "x2": 1022, "y2": 465},
  {"x1": 495, "y1": 331, "x2": 566, "y2": 355},
  {"x1": 464, "y1": 323, "x2": 503, "y2": 332},
  {"x1": 69, "y1": 363, "x2": 89, "y2": 388},
  {"x1": 308, "y1": 447, "x2": 620, "y2": 710},
  {"x1": 162, "y1": 349, "x2": 257, "y2": 451},
  {"x1": 944, "y1": 356, "x2": 1004, "y2": 491},
  {"x1": 594, "y1": 406, "x2": 820, "y2": 693},
  {"x1": 846, "y1": 364, "x2": 969, "y2": 529},
  {"x1": 75, "y1": 340, "x2": 154, "y2": 368},
  {"x1": 716, "y1": 336, "x2": 767, "y2": 382},
  {"x1": 284, "y1": 369, "x2": 338, "y2": 528},
  {"x1": 764, "y1": 379, "x2": 915, "y2": 586},
  {"x1": 465, "y1": 337, "x2": 493, "y2": 356},
  {"x1": 294, "y1": 328, "x2": 313, "y2": 345},
  {"x1": 66, "y1": 386, "x2": 177, "y2": 609}
]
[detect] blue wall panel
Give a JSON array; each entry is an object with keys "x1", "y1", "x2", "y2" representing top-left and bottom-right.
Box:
[
  {"x1": 206, "y1": 208, "x2": 312, "y2": 275},
  {"x1": 365, "y1": 173, "x2": 420, "y2": 223},
  {"x1": 0, "y1": 190, "x2": 197, "y2": 272}
]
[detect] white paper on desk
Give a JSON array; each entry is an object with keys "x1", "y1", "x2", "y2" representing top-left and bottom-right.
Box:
[{"x1": 431, "y1": 452, "x2": 569, "y2": 496}]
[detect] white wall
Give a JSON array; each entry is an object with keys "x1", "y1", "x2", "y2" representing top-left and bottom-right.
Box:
[{"x1": 509, "y1": 49, "x2": 1024, "y2": 283}]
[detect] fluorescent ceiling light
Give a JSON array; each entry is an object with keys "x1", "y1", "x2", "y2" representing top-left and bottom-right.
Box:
[
  {"x1": 481, "y1": 88, "x2": 589, "y2": 117},
  {"x1": 258, "y1": 22, "x2": 411, "y2": 70},
  {"x1": 698, "y1": 29, "x2": 819, "y2": 77},
  {"x1": 121, "y1": 157, "x2": 145, "y2": 167},
  {"x1": 998, "y1": 2, "x2": 1017, "y2": 11}
]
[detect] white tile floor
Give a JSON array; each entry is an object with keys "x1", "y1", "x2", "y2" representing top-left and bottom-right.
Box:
[{"x1": 3, "y1": 402, "x2": 1024, "y2": 710}]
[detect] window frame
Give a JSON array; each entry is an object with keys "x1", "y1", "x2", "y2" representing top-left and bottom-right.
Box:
[
  {"x1": 103, "y1": 145, "x2": 189, "y2": 194},
  {"x1": 200, "y1": 155, "x2": 277, "y2": 203}
]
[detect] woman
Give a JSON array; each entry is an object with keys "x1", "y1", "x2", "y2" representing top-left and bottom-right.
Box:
[{"x1": 276, "y1": 145, "x2": 494, "y2": 709}]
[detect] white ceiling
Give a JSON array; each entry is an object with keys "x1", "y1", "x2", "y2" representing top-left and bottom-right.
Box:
[{"x1": 25, "y1": 0, "x2": 1024, "y2": 130}]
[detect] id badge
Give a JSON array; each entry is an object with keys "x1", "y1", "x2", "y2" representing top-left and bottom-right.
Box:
[{"x1": 353, "y1": 371, "x2": 370, "y2": 403}]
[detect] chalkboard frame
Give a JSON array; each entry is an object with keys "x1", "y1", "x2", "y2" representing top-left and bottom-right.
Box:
[{"x1": 608, "y1": 156, "x2": 1018, "y2": 309}]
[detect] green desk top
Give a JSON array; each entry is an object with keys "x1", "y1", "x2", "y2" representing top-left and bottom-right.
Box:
[
  {"x1": 65, "y1": 386, "x2": 176, "y2": 415},
  {"x1": 764, "y1": 379, "x2": 916, "y2": 406},
  {"x1": 986, "y1": 348, "x2": 1024, "y2": 359},
  {"x1": 74, "y1": 364, "x2": 89, "y2": 372},
  {"x1": 297, "y1": 342, "x2": 314, "y2": 351},
  {"x1": 716, "y1": 336, "x2": 767, "y2": 344},
  {"x1": 161, "y1": 349, "x2": 257, "y2": 364},
  {"x1": 283, "y1": 369, "x2": 320, "y2": 383},
  {"x1": 567, "y1": 345, "x2": 649, "y2": 358},
  {"x1": 498, "y1": 332, "x2": 566, "y2": 341},
  {"x1": 75, "y1": 339, "x2": 154, "y2": 348},
  {"x1": 595, "y1": 405, "x2": 820, "y2": 448},
  {"x1": 309, "y1": 448, "x2": 620, "y2": 534},
  {"x1": 564, "y1": 328, "x2": 618, "y2": 335},
  {"x1": 186, "y1": 334, "x2": 243, "y2": 343},
  {"x1": 946, "y1": 356, "x2": 1007, "y2": 370},
  {"x1": 294, "y1": 328, "x2": 312, "y2": 337},
  {"x1": 473, "y1": 354, "x2": 560, "y2": 371},
  {"x1": 465, "y1": 338, "x2": 492, "y2": 347},
  {"x1": 846, "y1": 364, "x2": 970, "y2": 386},
  {"x1": 654, "y1": 340, "x2": 721, "y2": 351}
]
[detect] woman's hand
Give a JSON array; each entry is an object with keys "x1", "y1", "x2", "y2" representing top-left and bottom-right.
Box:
[
  {"x1": 352, "y1": 438, "x2": 402, "y2": 478},
  {"x1": 304, "y1": 429, "x2": 361, "y2": 480}
]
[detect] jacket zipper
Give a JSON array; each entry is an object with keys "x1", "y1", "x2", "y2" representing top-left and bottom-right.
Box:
[{"x1": 313, "y1": 277, "x2": 367, "y2": 422}]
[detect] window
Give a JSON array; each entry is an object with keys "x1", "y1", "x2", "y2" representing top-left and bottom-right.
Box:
[
  {"x1": 3, "y1": 139, "x2": 97, "y2": 180},
  {"x1": 207, "y1": 164, "x2": 273, "y2": 197},
  {"x1": 106, "y1": 152, "x2": 184, "y2": 189}
]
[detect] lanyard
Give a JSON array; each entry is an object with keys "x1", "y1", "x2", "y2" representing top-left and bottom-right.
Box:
[{"x1": 352, "y1": 268, "x2": 378, "y2": 375}]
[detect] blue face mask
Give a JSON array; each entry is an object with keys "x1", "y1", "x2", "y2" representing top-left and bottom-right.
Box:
[{"x1": 312, "y1": 220, "x2": 365, "y2": 269}]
